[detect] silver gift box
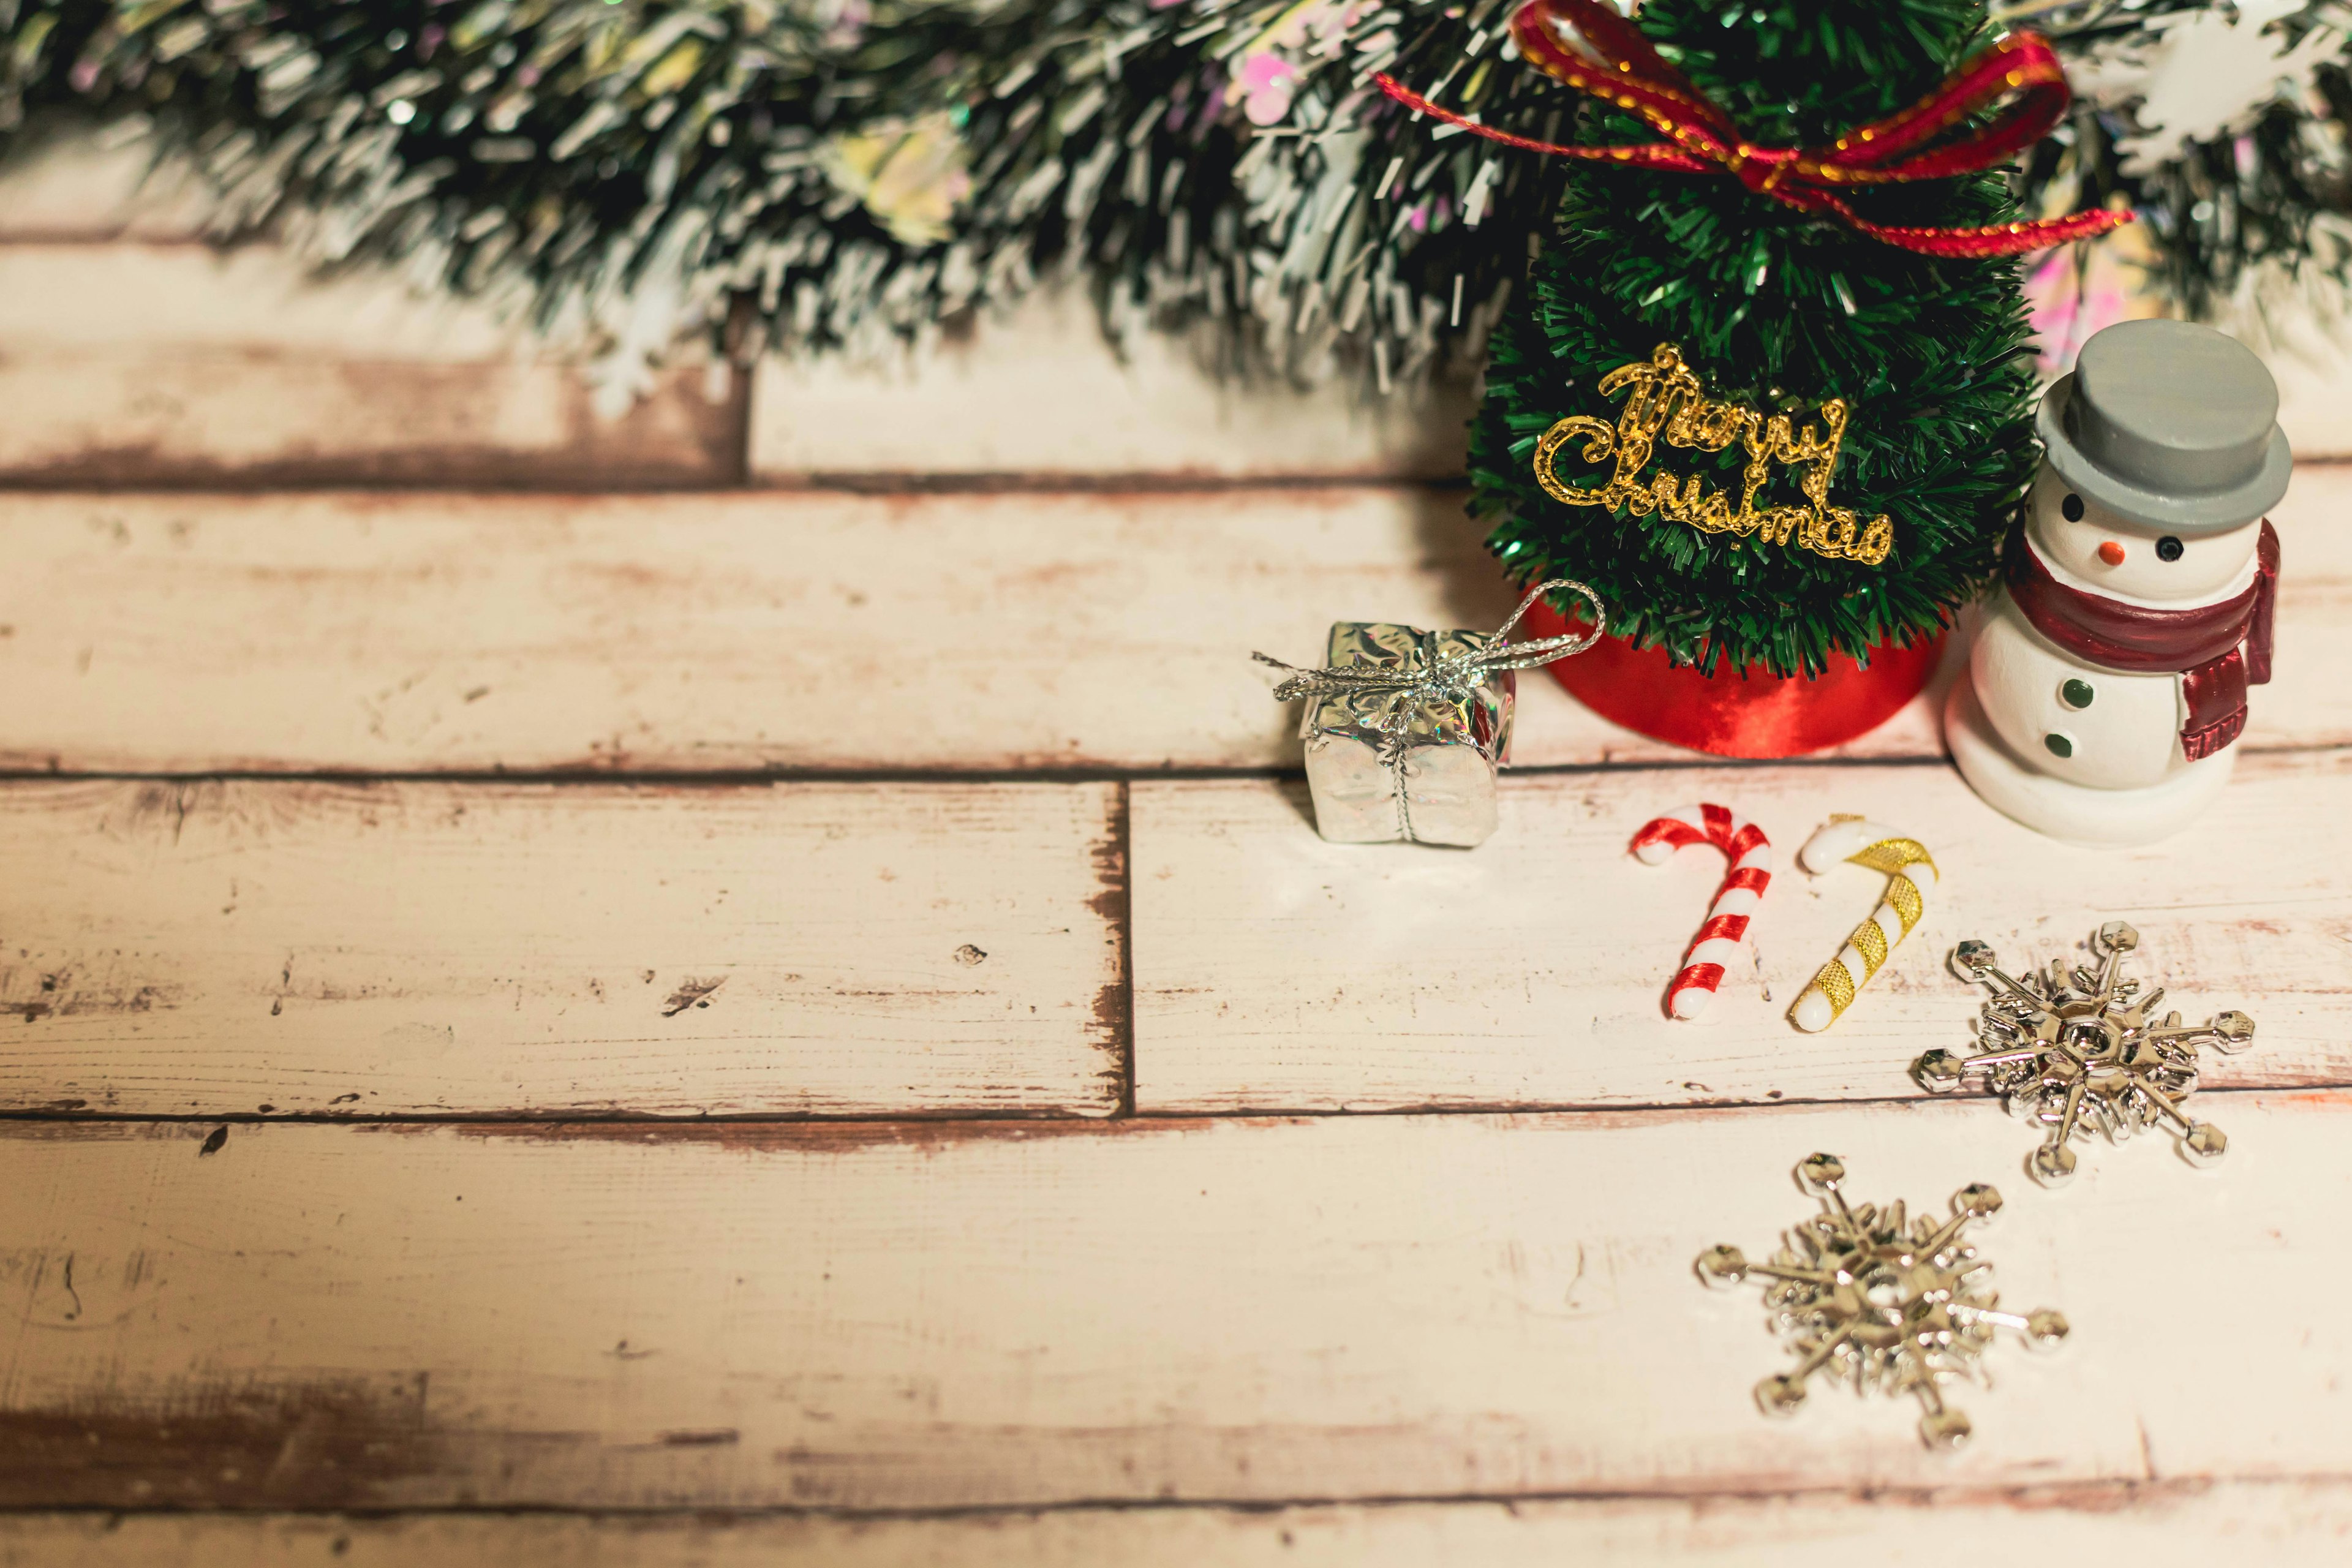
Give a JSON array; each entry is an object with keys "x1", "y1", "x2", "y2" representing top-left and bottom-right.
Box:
[{"x1": 1298, "y1": 620, "x2": 1516, "y2": 847}]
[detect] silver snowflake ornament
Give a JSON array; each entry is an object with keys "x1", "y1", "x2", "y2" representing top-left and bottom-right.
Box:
[
  {"x1": 1695, "y1": 1153, "x2": 2066, "y2": 1449},
  {"x1": 1915, "y1": 922, "x2": 2255, "y2": 1187}
]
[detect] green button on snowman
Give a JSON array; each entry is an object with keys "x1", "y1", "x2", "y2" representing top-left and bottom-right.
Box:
[{"x1": 1947, "y1": 320, "x2": 2286, "y2": 845}]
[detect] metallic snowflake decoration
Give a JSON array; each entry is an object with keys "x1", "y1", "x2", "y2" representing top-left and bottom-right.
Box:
[
  {"x1": 1915, "y1": 922, "x2": 2256, "y2": 1187},
  {"x1": 1695, "y1": 1153, "x2": 2067, "y2": 1449}
]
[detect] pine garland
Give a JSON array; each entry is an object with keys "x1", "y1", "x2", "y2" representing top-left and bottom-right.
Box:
[
  {"x1": 0, "y1": 0, "x2": 1573, "y2": 386},
  {"x1": 2013, "y1": 0, "x2": 2352, "y2": 320},
  {"x1": 1, "y1": 1, "x2": 2347, "y2": 386},
  {"x1": 0, "y1": 0, "x2": 1161, "y2": 389}
]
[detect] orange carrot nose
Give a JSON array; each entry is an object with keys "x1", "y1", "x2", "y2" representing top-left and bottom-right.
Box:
[{"x1": 2097, "y1": 540, "x2": 2127, "y2": 566}]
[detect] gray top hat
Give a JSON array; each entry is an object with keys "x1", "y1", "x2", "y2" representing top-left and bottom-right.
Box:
[{"x1": 2036, "y1": 318, "x2": 2291, "y2": 535}]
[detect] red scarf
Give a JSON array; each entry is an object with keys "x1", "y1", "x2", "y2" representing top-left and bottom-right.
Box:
[{"x1": 2004, "y1": 521, "x2": 2278, "y2": 761}]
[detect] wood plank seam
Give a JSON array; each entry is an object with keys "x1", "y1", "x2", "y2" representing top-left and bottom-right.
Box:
[
  {"x1": 0, "y1": 1470, "x2": 2321, "y2": 1519},
  {"x1": 755, "y1": 474, "x2": 1480, "y2": 496},
  {"x1": 717, "y1": 364, "x2": 755, "y2": 489},
  {"x1": 0, "y1": 461, "x2": 1464, "y2": 499},
  {"x1": 2, "y1": 458, "x2": 2345, "y2": 496},
  {"x1": 0, "y1": 735, "x2": 2345, "y2": 787},
  {"x1": 1102, "y1": 782, "x2": 1138, "y2": 1118},
  {"x1": 0, "y1": 1081, "x2": 2320, "y2": 1132}
]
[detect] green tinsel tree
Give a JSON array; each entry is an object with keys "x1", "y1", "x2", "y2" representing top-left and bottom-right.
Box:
[{"x1": 1474, "y1": 0, "x2": 2042, "y2": 678}]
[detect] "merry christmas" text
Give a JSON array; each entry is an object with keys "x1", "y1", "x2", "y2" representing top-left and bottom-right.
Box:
[{"x1": 1532, "y1": 343, "x2": 1893, "y2": 567}]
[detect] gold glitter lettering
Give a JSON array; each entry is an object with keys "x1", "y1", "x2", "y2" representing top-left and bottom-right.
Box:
[{"x1": 1529, "y1": 342, "x2": 1894, "y2": 567}]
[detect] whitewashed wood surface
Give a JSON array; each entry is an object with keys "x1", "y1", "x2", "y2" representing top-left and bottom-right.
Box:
[
  {"x1": 0, "y1": 780, "x2": 1124, "y2": 1118},
  {"x1": 0, "y1": 245, "x2": 741, "y2": 488},
  {"x1": 0, "y1": 127, "x2": 214, "y2": 242},
  {"x1": 1133, "y1": 750, "x2": 2352, "y2": 1112},
  {"x1": 0, "y1": 486, "x2": 1771, "y2": 774},
  {"x1": 0, "y1": 470, "x2": 2343, "y2": 775},
  {"x1": 750, "y1": 289, "x2": 1476, "y2": 481},
  {"x1": 9, "y1": 756, "x2": 2337, "y2": 1122},
  {"x1": 2, "y1": 1096, "x2": 2348, "y2": 1512},
  {"x1": 0, "y1": 123, "x2": 734, "y2": 486},
  {"x1": 6, "y1": 1483, "x2": 2351, "y2": 1567},
  {"x1": 4, "y1": 124, "x2": 2351, "y2": 1561}
]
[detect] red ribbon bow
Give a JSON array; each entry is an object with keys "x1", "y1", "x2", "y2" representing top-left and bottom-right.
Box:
[{"x1": 1373, "y1": 0, "x2": 2128, "y2": 257}]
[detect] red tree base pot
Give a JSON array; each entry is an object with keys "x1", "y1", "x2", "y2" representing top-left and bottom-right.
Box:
[{"x1": 1518, "y1": 597, "x2": 1943, "y2": 760}]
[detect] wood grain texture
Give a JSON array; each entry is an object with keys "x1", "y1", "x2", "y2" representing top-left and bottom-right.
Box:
[
  {"x1": 1132, "y1": 748, "x2": 2352, "y2": 1114},
  {"x1": 0, "y1": 130, "x2": 205, "y2": 241},
  {"x1": 2, "y1": 486, "x2": 1580, "y2": 774},
  {"x1": 0, "y1": 780, "x2": 1124, "y2": 1117},
  {"x1": 750, "y1": 290, "x2": 1475, "y2": 482},
  {"x1": 2, "y1": 469, "x2": 2345, "y2": 775},
  {"x1": 3, "y1": 124, "x2": 2348, "y2": 1553},
  {"x1": 0, "y1": 246, "x2": 741, "y2": 487},
  {"x1": 1, "y1": 1096, "x2": 2348, "y2": 1510},
  {"x1": 7, "y1": 1483, "x2": 2351, "y2": 1566}
]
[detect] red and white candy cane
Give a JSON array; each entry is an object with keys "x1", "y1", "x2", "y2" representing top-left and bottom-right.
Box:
[{"x1": 1631, "y1": 804, "x2": 1773, "y2": 1020}]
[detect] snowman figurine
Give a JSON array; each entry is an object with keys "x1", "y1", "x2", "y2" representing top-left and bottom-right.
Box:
[{"x1": 1947, "y1": 319, "x2": 2286, "y2": 846}]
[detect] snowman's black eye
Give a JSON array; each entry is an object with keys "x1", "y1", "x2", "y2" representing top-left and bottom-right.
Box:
[
  {"x1": 2061, "y1": 493, "x2": 2085, "y2": 522},
  {"x1": 2157, "y1": 535, "x2": 2184, "y2": 562}
]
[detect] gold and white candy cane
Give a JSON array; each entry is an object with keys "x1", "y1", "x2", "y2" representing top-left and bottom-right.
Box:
[{"x1": 1790, "y1": 817, "x2": 1939, "y2": 1033}]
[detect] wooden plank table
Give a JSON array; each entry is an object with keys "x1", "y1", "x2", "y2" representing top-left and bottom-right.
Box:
[{"x1": 3, "y1": 148, "x2": 2350, "y2": 1562}]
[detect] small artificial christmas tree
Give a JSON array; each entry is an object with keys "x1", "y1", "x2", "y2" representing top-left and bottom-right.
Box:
[{"x1": 1445, "y1": 0, "x2": 2117, "y2": 748}]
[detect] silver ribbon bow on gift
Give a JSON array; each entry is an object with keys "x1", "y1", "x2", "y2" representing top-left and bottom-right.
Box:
[{"x1": 1253, "y1": 578, "x2": 1608, "y2": 766}]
